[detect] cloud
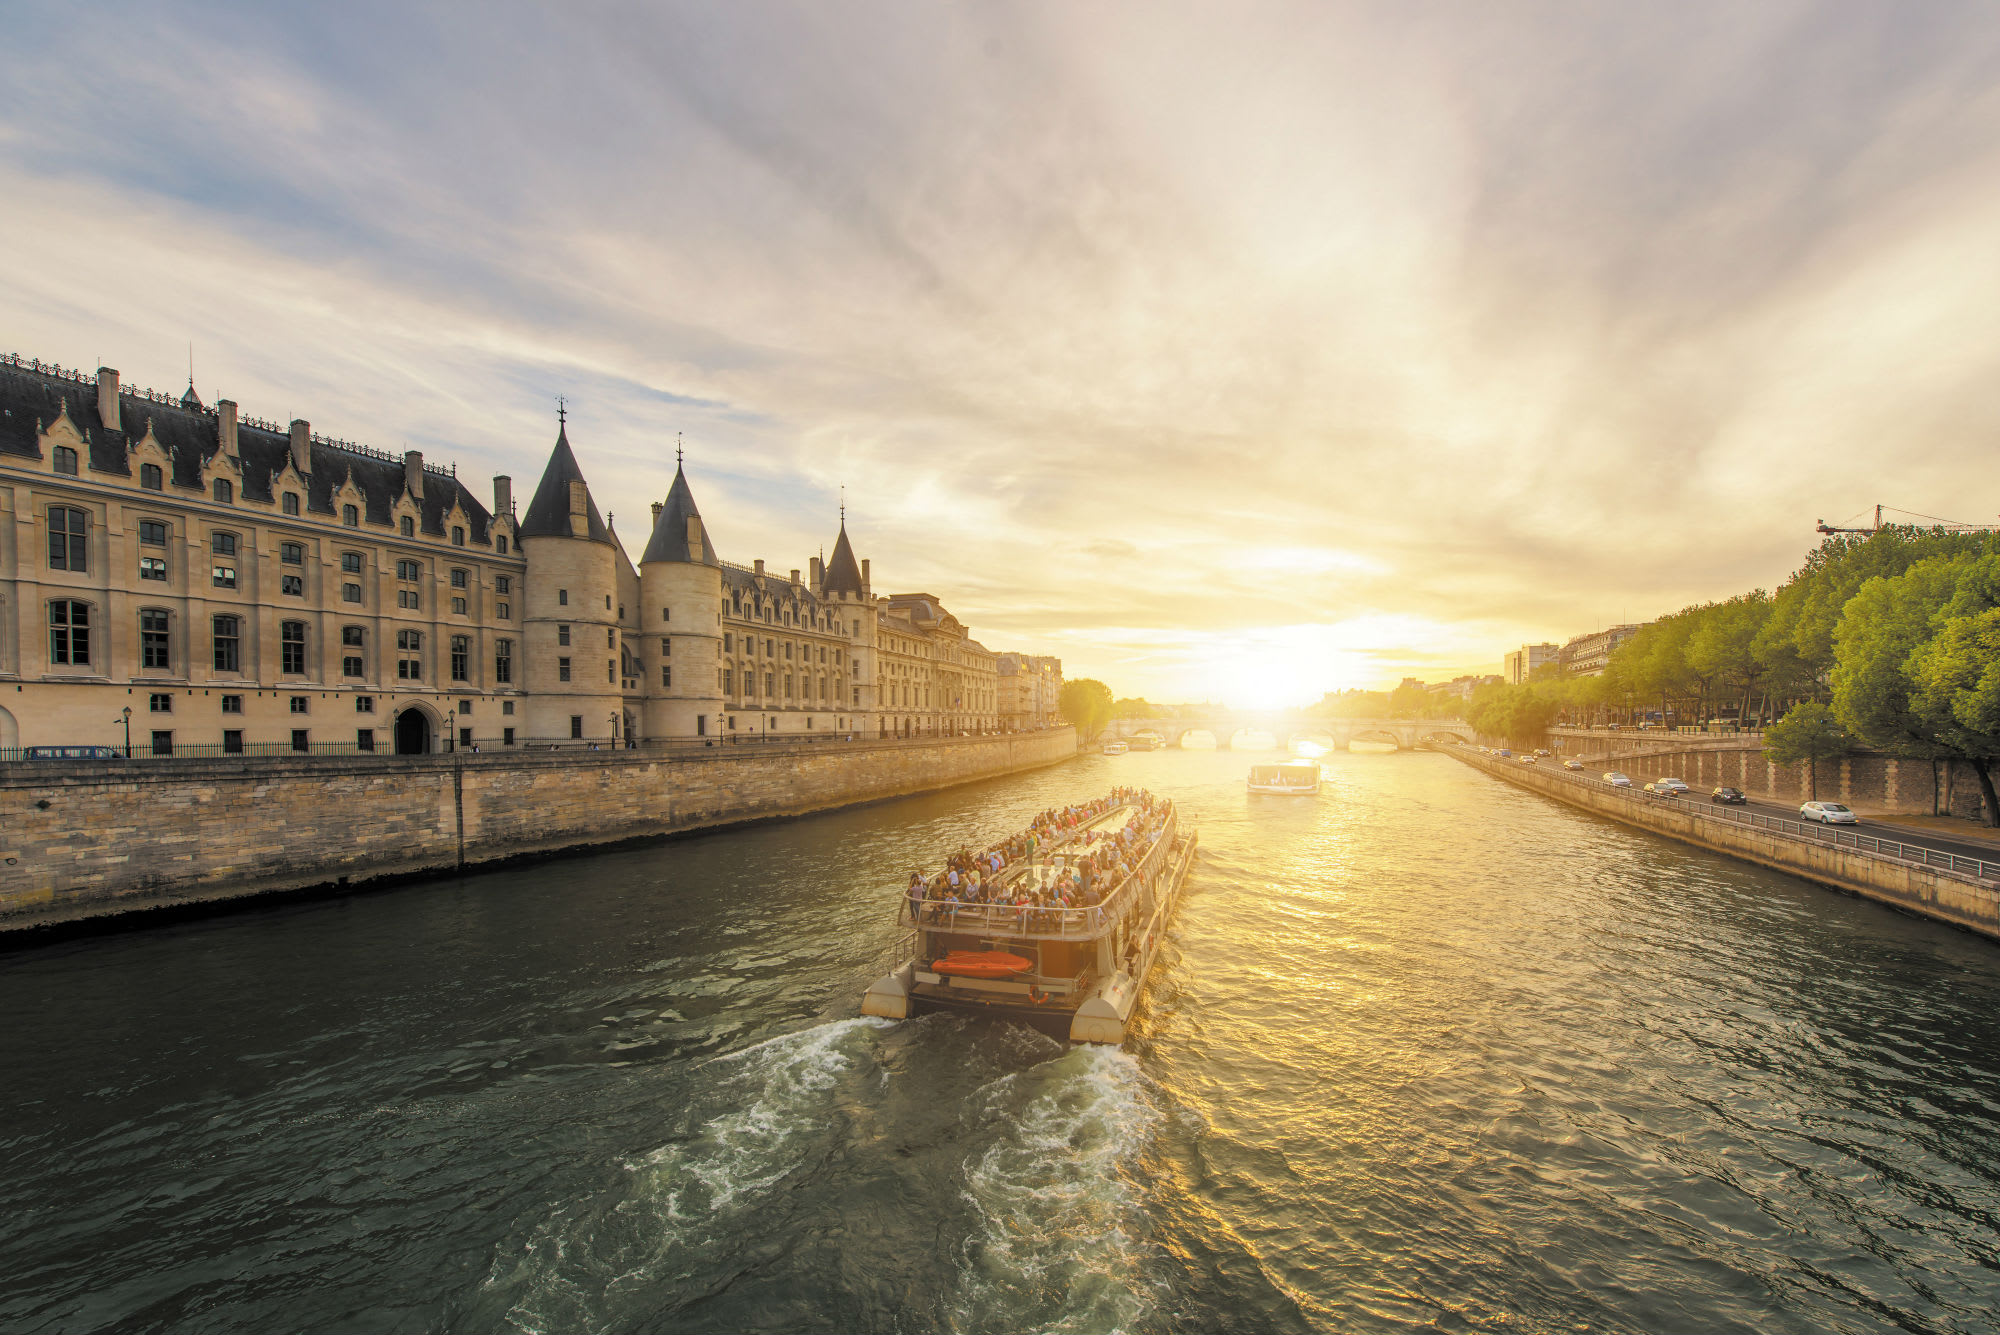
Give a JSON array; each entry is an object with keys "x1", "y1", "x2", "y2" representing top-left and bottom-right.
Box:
[{"x1": 6, "y1": 1, "x2": 2000, "y2": 703}]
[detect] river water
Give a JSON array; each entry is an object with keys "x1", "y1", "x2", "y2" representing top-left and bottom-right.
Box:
[{"x1": 3, "y1": 747, "x2": 1998, "y2": 1334}]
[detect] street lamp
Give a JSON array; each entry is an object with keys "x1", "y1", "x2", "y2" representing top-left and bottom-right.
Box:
[
  {"x1": 118, "y1": 706, "x2": 131, "y2": 758},
  {"x1": 609, "y1": 710, "x2": 620, "y2": 748}
]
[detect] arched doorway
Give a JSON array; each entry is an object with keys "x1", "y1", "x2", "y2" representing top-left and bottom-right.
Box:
[
  {"x1": 0, "y1": 704, "x2": 17, "y2": 750},
  {"x1": 394, "y1": 707, "x2": 432, "y2": 755}
]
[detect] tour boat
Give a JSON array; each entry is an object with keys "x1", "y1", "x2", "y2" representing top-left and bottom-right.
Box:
[
  {"x1": 861, "y1": 790, "x2": 1198, "y2": 1044},
  {"x1": 1247, "y1": 760, "x2": 1321, "y2": 794},
  {"x1": 1127, "y1": 732, "x2": 1163, "y2": 751},
  {"x1": 1101, "y1": 740, "x2": 1130, "y2": 755}
]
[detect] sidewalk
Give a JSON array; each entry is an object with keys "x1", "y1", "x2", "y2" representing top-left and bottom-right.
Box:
[{"x1": 1869, "y1": 813, "x2": 2000, "y2": 846}]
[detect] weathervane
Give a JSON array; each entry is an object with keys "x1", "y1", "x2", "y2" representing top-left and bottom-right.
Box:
[
  {"x1": 677, "y1": 431, "x2": 683, "y2": 467},
  {"x1": 840, "y1": 483, "x2": 846, "y2": 523},
  {"x1": 557, "y1": 395, "x2": 566, "y2": 428}
]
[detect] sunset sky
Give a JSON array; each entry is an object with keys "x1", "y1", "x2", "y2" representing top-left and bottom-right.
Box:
[{"x1": 6, "y1": 3, "x2": 2000, "y2": 708}]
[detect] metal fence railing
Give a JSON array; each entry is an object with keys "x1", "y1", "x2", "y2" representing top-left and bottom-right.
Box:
[{"x1": 1458, "y1": 748, "x2": 2000, "y2": 885}]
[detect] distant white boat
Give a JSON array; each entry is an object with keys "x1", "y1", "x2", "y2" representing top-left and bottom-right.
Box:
[
  {"x1": 1248, "y1": 760, "x2": 1320, "y2": 794},
  {"x1": 1101, "y1": 740, "x2": 1130, "y2": 755}
]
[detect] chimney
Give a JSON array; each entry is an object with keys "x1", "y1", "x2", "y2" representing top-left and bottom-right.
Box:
[
  {"x1": 861, "y1": 558, "x2": 870, "y2": 593},
  {"x1": 217, "y1": 399, "x2": 238, "y2": 457},
  {"x1": 290, "y1": 420, "x2": 312, "y2": 476},
  {"x1": 403, "y1": 449, "x2": 424, "y2": 499},
  {"x1": 809, "y1": 556, "x2": 822, "y2": 592},
  {"x1": 96, "y1": 367, "x2": 121, "y2": 431},
  {"x1": 790, "y1": 568, "x2": 800, "y2": 586},
  {"x1": 753, "y1": 558, "x2": 765, "y2": 577},
  {"x1": 493, "y1": 474, "x2": 512, "y2": 515},
  {"x1": 568, "y1": 478, "x2": 589, "y2": 538},
  {"x1": 650, "y1": 500, "x2": 663, "y2": 525}
]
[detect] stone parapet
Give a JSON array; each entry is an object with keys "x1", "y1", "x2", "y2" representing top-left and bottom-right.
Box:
[
  {"x1": 1451, "y1": 748, "x2": 2000, "y2": 941},
  {"x1": 0, "y1": 727, "x2": 1078, "y2": 933}
]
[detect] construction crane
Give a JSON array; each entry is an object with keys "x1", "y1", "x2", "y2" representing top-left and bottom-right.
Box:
[{"x1": 1816, "y1": 504, "x2": 2000, "y2": 536}]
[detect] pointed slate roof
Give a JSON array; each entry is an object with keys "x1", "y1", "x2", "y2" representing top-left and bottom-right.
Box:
[
  {"x1": 520, "y1": 425, "x2": 612, "y2": 544},
  {"x1": 822, "y1": 521, "x2": 864, "y2": 596},
  {"x1": 641, "y1": 463, "x2": 720, "y2": 565}
]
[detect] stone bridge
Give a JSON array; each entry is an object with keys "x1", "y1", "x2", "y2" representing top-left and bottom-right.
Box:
[{"x1": 1099, "y1": 716, "x2": 1474, "y2": 751}]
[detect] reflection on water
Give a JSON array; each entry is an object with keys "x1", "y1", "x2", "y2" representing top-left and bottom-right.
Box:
[{"x1": 2, "y1": 748, "x2": 1998, "y2": 1333}]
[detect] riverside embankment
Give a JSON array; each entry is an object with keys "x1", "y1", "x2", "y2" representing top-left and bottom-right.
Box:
[
  {"x1": 1451, "y1": 745, "x2": 2000, "y2": 941},
  {"x1": 0, "y1": 727, "x2": 1076, "y2": 932}
]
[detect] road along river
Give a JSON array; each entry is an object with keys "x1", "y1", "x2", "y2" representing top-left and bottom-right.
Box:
[{"x1": 2, "y1": 747, "x2": 1997, "y2": 1333}]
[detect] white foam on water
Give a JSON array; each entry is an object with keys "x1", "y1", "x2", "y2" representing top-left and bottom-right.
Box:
[
  {"x1": 486, "y1": 1017, "x2": 889, "y2": 1332},
  {"x1": 949, "y1": 1044, "x2": 1167, "y2": 1335}
]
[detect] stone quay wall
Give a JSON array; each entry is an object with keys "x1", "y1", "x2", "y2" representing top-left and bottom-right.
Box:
[
  {"x1": 0, "y1": 727, "x2": 1078, "y2": 931},
  {"x1": 1451, "y1": 747, "x2": 2000, "y2": 942},
  {"x1": 1541, "y1": 730, "x2": 1986, "y2": 818}
]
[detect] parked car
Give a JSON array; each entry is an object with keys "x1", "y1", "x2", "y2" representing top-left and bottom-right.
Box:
[
  {"x1": 1604, "y1": 771, "x2": 1632, "y2": 787},
  {"x1": 1564, "y1": 758, "x2": 1585, "y2": 771},
  {"x1": 1801, "y1": 801, "x2": 1858, "y2": 825},
  {"x1": 1711, "y1": 786, "x2": 1747, "y2": 805}
]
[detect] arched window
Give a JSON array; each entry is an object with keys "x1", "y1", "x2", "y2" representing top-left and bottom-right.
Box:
[
  {"x1": 212, "y1": 615, "x2": 241, "y2": 673},
  {"x1": 140, "y1": 463, "x2": 163, "y2": 491},
  {"x1": 213, "y1": 478, "x2": 233, "y2": 504},
  {"x1": 281, "y1": 621, "x2": 307, "y2": 674},
  {"x1": 140, "y1": 609, "x2": 170, "y2": 670},
  {"x1": 49, "y1": 600, "x2": 90, "y2": 665},
  {"x1": 342, "y1": 504, "x2": 359, "y2": 527},
  {"x1": 400, "y1": 515, "x2": 414, "y2": 537}
]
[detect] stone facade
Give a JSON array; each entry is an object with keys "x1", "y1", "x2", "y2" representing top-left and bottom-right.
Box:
[
  {"x1": 997, "y1": 653, "x2": 1063, "y2": 731},
  {"x1": 0, "y1": 354, "x2": 1028, "y2": 753},
  {"x1": 0, "y1": 726, "x2": 1078, "y2": 928}
]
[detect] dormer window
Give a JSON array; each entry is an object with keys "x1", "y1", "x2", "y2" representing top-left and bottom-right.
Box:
[
  {"x1": 140, "y1": 463, "x2": 162, "y2": 490},
  {"x1": 283, "y1": 493, "x2": 301, "y2": 516},
  {"x1": 53, "y1": 445, "x2": 78, "y2": 475},
  {"x1": 213, "y1": 479, "x2": 233, "y2": 504},
  {"x1": 342, "y1": 504, "x2": 359, "y2": 527},
  {"x1": 400, "y1": 516, "x2": 414, "y2": 537},
  {"x1": 452, "y1": 526, "x2": 465, "y2": 547},
  {"x1": 497, "y1": 535, "x2": 509, "y2": 554}
]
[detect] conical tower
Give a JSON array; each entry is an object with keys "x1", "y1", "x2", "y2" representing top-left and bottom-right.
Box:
[
  {"x1": 637, "y1": 458, "x2": 725, "y2": 739},
  {"x1": 821, "y1": 514, "x2": 879, "y2": 733},
  {"x1": 519, "y1": 417, "x2": 623, "y2": 743}
]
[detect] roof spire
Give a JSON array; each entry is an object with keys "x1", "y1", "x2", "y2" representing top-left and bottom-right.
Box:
[
  {"x1": 556, "y1": 395, "x2": 566, "y2": 428},
  {"x1": 677, "y1": 431, "x2": 684, "y2": 468},
  {"x1": 840, "y1": 483, "x2": 846, "y2": 524}
]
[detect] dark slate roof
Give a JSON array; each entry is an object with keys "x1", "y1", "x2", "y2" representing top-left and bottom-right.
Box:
[
  {"x1": 640, "y1": 464, "x2": 719, "y2": 565},
  {"x1": 822, "y1": 522, "x2": 864, "y2": 596},
  {"x1": 0, "y1": 359, "x2": 501, "y2": 543},
  {"x1": 519, "y1": 425, "x2": 612, "y2": 544}
]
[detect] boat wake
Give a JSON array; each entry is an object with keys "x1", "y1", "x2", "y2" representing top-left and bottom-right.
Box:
[
  {"x1": 485, "y1": 1018, "x2": 891, "y2": 1333},
  {"x1": 948, "y1": 1042, "x2": 1167, "y2": 1335}
]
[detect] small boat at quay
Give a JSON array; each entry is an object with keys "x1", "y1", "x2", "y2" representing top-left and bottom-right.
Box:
[
  {"x1": 1101, "y1": 740, "x2": 1130, "y2": 755},
  {"x1": 861, "y1": 788, "x2": 1198, "y2": 1044},
  {"x1": 1248, "y1": 760, "x2": 1321, "y2": 794}
]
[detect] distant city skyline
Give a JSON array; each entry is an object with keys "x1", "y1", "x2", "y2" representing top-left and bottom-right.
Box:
[{"x1": 7, "y1": 2, "x2": 2000, "y2": 707}]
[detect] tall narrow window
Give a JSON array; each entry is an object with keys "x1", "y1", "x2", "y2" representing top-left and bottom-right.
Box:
[
  {"x1": 451, "y1": 635, "x2": 469, "y2": 681},
  {"x1": 495, "y1": 639, "x2": 513, "y2": 684},
  {"x1": 397, "y1": 629, "x2": 422, "y2": 680},
  {"x1": 343, "y1": 504, "x2": 359, "y2": 527},
  {"x1": 140, "y1": 609, "x2": 170, "y2": 669},
  {"x1": 400, "y1": 515, "x2": 415, "y2": 537},
  {"x1": 497, "y1": 536, "x2": 508, "y2": 554},
  {"x1": 558, "y1": 657, "x2": 571, "y2": 682},
  {"x1": 281, "y1": 621, "x2": 306, "y2": 674},
  {"x1": 342, "y1": 625, "x2": 364, "y2": 678},
  {"x1": 282, "y1": 493, "x2": 301, "y2": 516},
  {"x1": 213, "y1": 478, "x2": 233, "y2": 503},
  {"x1": 558, "y1": 624, "x2": 570, "y2": 646},
  {"x1": 48, "y1": 506, "x2": 88, "y2": 571},
  {"x1": 661, "y1": 665, "x2": 672, "y2": 688},
  {"x1": 213, "y1": 615, "x2": 240, "y2": 673},
  {"x1": 49, "y1": 600, "x2": 90, "y2": 665},
  {"x1": 452, "y1": 526, "x2": 465, "y2": 546},
  {"x1": 53, "y1": 444, "x2": 78, "y2": 474},
  {"x1": 140, "y1": 462, "x2": 163, "y2": 490}
]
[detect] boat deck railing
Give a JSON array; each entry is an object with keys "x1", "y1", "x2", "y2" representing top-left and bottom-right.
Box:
[{"x1": 908, "y1": 805, "x2": 1181, "y2": 942}]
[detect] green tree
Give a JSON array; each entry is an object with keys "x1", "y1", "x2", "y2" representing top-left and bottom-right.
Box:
[
  {"x1": 1762, "y1": 701, "x2": 1851, "y2": 801},
  {"x1": 1059, "y1": 678, "x2": 1114, "y2": 741}
]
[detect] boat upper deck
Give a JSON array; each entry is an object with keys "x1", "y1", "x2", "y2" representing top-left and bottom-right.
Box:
[{"x1": 900, "y1": 790, "x2": 1181, "y2": 943}]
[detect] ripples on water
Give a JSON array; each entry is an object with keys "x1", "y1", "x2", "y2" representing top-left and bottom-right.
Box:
[{"x1": 2, "y1": 749, "x2": 1998, "y2": 1333}]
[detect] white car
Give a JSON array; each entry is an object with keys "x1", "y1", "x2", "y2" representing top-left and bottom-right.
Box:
[
  {"x1": 1801, "y1": 801, "x2": 1858, "y2": 825},
  {"x1": 1654, "y1": 778, "x2": 1690, "y2": 795},
  {"x1": 1603, "y1": 771, "x2": 1632, "y2": 787},
  {"x1": 1563, "y1": 759, "x2": 1585, "y2": 771}
]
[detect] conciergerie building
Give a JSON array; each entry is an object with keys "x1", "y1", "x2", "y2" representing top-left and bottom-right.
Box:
[{"x1": 0, "y1": 353, "x2": 1056, "y2": 756}]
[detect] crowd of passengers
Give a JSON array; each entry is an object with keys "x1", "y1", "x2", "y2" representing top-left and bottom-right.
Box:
[{"x1": 904, "y1": 787, "x2": 1174, "y2": 927}]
